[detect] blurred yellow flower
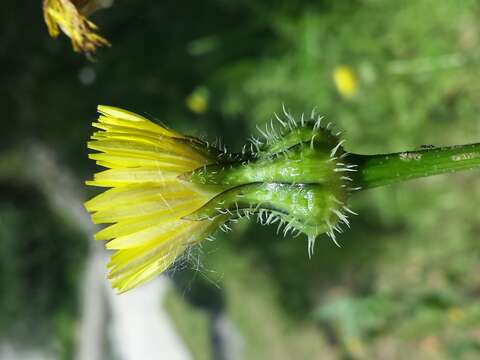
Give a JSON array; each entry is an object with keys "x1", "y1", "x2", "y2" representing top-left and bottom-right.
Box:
[
  {"x1": 447, "y1": 307, "x2": 464, "y2": 323},
  {"x1": 85, "y1": 105, "x2": 222, "y2": 292},
  {"x1": 186, "y1": 87, "x2": 209, "y2": 114},
  {"x1": 43, "y1": 0, "x2": 110, "y2": 56},
  {"x1": 345, "y1": 337, "x2": 365, "y2": 356},
  {"x1": 333, "y1": 65, "x2": 358, "y2": 98}
]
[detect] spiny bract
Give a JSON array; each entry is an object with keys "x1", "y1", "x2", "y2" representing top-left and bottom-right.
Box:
[{"x1": 85, "y1": 105, "x2": 358, "y2": 292}]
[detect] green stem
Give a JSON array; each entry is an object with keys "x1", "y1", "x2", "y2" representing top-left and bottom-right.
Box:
[{"x1": 350, "y1": 143, "x2": 480, "y2": 190}]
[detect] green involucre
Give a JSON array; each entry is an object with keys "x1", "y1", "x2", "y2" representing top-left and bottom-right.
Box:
[{"x1": 182, "y1": 115, "x2": 357, "y2": 253}]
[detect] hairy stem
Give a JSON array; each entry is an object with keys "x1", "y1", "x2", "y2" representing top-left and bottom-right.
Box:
[{"x1": 350, "y1": 143, "x2": 480, "y2": 190}]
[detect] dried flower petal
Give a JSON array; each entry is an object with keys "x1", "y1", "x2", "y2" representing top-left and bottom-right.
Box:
[{"x1": 43, "y1": 0, "x2": 110, "y2": 56}]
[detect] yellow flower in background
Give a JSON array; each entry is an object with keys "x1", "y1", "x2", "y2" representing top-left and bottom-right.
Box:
[
  {"x1": 85, "y1": 106, "x2": 223, "y2": 292},
  {"x1": 345, "y1": 337, "x2": 365, "y2": 357},
  {"x1": 43, "y1": 0, "x2": 110, "y2": 56},
  {"x1": 447, "y1": 307, "x2": 464, "y2": 323},
  {"x1": 186, "y1": 87, "x2": 210, "y2": 114},
  {"x1": 333, "y1": 65, "x2": 358, "y2": 98}
]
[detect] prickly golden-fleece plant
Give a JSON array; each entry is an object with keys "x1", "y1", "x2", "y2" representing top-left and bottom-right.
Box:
[{"x1": 86, "y1": 105, "x2": 480, "y2": 292}]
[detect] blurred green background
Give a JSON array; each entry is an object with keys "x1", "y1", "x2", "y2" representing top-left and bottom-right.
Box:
[{"x1": 1, "y1": 0, "x2": 480, "y2": 359}]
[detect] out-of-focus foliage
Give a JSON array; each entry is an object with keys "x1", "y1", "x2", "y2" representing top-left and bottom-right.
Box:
[
  {"x1": 1, "y1": 0, "x2": 480, "y2": 358},
  {"x1": 0, "y1": 184, "x2": 87, "y2": 357}
]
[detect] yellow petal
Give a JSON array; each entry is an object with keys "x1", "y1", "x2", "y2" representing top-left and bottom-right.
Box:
[
  {"x1": 88, "y1": 153, "x2": 196, "y2": 171},
  {"x1": 88, "y1": 139, "x2": 206, "y2": 165},
  {"x1": 110, "y1": 243, "x2": 184, "y2": 293},
  {"x1": 108, "y1": 219, "x2": 213, "y2": 279},
  {"x1": 86, "y1": 168, "x2": 179, "y2": 187},
  {"x1": 105, "y1": 217, "x2": 191, "y2": 249},
  {"x1": 85, "y1": 183, "x2": 195, "y2": 212},
  {"x1": 98, "y1": 105, "x2": 182, "y2": 139},
  {"x1": 91, "y1": 197, "x2": 203, "y2": 224}
]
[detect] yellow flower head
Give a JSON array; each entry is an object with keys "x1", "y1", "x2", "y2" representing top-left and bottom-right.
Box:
[
  {"x1": 85, "y1": 106, "x2": 223, "y2": 292},
  {"x1": 186, "y1": 87, "x2": 210, "y2": 114},
  {"x1": 333, "y1": 65, "x2": 358, "y2": 99},
  {"x1": 43, "y1": 0, "x2": 110, "y2": 56}
]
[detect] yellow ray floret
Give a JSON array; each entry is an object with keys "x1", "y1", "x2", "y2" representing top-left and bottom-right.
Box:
[
  {"x1": 86, "y1": 105, "x2": 222, "y2": 293},
  {"x1": 43, "y1": 0, "x2": 110, "y2": 55}
]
